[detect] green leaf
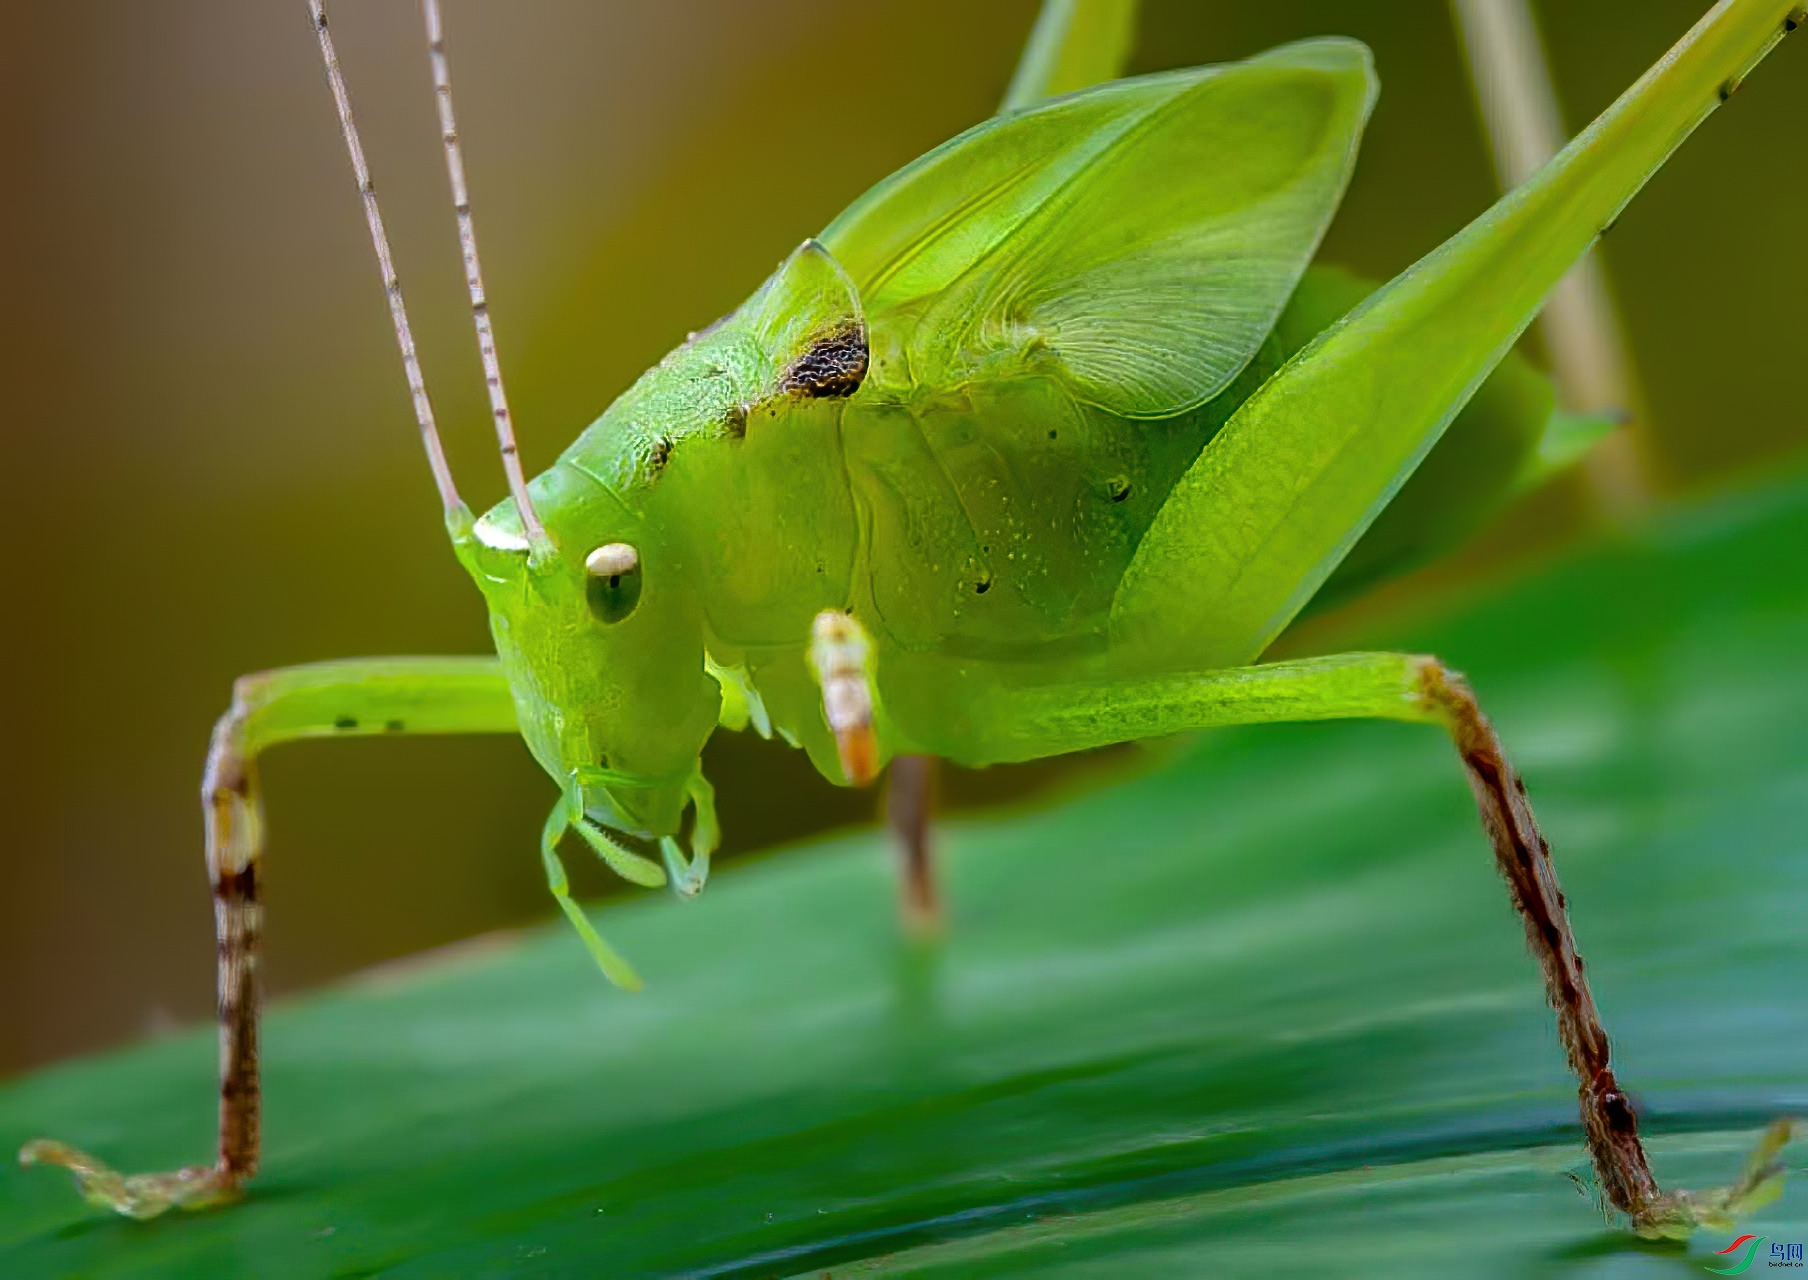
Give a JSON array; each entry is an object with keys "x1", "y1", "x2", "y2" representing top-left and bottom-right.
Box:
[
  {"x1": 823, "y1": 40, "x2": 1376, "y2": 417},
  {"x1": 1516, "y1": 407, "x2": 1627, "y2": 493},
  {"x1": 5, "y1": 471, "x2": 1808, "y2": 1276}
]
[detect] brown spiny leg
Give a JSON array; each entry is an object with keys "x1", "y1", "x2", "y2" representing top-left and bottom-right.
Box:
[
  {"x1": 206, "y1": 692, "x2": 263, "y2": 1191},
  {"x1": 885, "y1": 755, "x2": 942, "y2": 936},
  {"x1": 20, "y1": 685, "x2": 263, "y2": 1217},
  {"x1": 1413, "y1": 657, "x2": 1791, "y2": 1238},
  {"x1": 19, "y1": 656, "x2": 520, "y2": 1219}
]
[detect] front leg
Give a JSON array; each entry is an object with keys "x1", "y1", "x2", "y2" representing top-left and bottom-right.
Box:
[
  {"x1": 20, "y1": 657, "x2": 518, "y2": 1219},
  {"x1": 972, "y1": 651, "x2": 1791, "y2": 1238}
]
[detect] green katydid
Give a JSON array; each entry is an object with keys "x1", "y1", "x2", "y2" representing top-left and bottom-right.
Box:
[{"x1": 19, "y1": 0, "x2": 1802, "y2": 1240}]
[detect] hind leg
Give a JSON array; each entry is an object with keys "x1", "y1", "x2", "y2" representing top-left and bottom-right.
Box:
[{"x1": 965, "y1": 650, "x2": 1789, "y2": 1237}]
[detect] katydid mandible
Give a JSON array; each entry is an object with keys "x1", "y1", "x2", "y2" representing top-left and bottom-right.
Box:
[{"x1": 19, "y1": 0, "x2": 1801, "y2": 1238}]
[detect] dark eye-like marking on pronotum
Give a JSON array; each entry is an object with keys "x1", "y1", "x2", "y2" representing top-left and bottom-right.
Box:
[
  {"x1": 585, "y1": 542, "x2": 642, "y2": 624},
  {"x1": 778, "y1": 322, "x2": 869, "y2": 399}
]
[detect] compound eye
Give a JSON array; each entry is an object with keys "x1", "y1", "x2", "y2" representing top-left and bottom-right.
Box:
[{"x1": 585, "y1": 542, "x2": 642, "y2": 624}]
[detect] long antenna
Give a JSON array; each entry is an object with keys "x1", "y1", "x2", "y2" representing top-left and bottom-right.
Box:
[
  {"x1": 308, "y1": 0, "x2": 463, "y2": 518},
  {"x1": 421, "y1": 0, "x2": 546, "y2": 545}
]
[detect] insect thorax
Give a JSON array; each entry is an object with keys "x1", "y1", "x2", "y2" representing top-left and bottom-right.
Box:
[{"x1": 637, "y1": 363, "x2": 1230, "y2": 765}]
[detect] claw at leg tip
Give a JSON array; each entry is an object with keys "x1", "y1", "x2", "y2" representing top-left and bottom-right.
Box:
[
  {"x1": 1632, "y1": 1118, "x2": 1796, "y2": 1240},
  {"x1": 19, "y1": 1137, "x2": 236, "y2": 1219},
  {"x1": 19, "y1": 1138, "x2": 95, "y2": 1175}
]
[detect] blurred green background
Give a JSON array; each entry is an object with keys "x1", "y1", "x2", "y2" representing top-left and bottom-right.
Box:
[{"x1": 0, "y1": 0, "x2": 1802, "y2": 1078}]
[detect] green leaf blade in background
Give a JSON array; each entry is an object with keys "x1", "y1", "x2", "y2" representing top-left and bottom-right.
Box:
[{"x1": 3, "y1": 473, "x2": 1807, "y2": 1277}]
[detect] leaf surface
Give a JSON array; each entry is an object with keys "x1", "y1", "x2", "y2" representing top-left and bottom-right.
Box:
[{"x1": 3, "y1": 474, "x2": 1807, "y2": 1276}]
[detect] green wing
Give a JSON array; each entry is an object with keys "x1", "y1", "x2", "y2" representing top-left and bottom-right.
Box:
[{"x1": 821, "y1": 39, "x2": 1376, "y2": 419}]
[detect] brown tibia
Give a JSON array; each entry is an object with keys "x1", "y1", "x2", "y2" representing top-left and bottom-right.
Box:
[
  {"x1": 17, "y1": 684, "x2": 264, "y2": 1217},
  {"x1": 885, "y1": 754, "x2": 942, "y2": 936},
  {"x1": 204, "y1": 689, "x2": 263, "y2": 1188},
  {"x1": 1412, "y1": 657, "x2": 1790, "y2": 1237}
]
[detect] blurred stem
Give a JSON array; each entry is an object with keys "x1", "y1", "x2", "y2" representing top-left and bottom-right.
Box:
[
  {"x1": 1450, "y1": 0, "x2": 1654, "y2": 524},
  {"x1": 1001, "y1": 0, "x2": 1141, "y2": 112}
]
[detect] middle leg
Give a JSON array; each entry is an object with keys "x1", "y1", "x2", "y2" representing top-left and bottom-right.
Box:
[{"x1": 885, "y1": 755, "x2": 941, "y2": 936}]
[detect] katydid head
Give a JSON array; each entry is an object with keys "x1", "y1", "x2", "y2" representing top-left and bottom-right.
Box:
[
  {"x1": 316, "y1": 0, "x2": 870, "y2": 898},
  {"x1": 456, "y1": 471, "x2": 720, "y2": 856},
  {"x1": 448, "y1": 237, "x2": 868, "y2": 871},
  {"x1": 314, "y1": 0, "x2": 753, "y2": 883}
]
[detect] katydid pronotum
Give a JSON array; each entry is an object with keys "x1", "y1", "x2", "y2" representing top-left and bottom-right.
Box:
[{"x1": 19, "y1": 0, "x2": 1802, "y2": 1238}]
